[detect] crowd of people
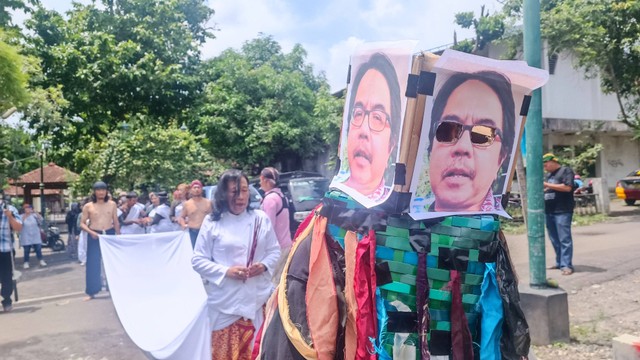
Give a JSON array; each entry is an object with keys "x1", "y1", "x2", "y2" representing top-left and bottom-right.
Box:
[{"x1": 0, "y1": 166, "x2": 293, "y2": 359}]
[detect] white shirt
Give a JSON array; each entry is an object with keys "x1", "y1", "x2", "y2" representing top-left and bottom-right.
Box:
[
  {"x1": 150, "y1": 204, "x2": 174, "y2": 233},
  {"x1": 121, "y1": 203, "x2": 145, "y2": 235},
  {"x1": 191, "y1": 209, "x2": 280, "y2": 331}
]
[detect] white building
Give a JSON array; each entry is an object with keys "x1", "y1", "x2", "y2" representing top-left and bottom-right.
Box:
[{"x1": 486, "y1": 45, "x2": 640, "y2": 191}]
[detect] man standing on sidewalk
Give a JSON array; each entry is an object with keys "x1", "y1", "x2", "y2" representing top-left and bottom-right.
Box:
[
  {"x1": 0, "y1": 190, "x2": 22, "y2": 312},
  {"x1": 543, "y1": 153, "x2": 576, "y2": 275},
  {"x1": 177, "y1": 180, "x2": 212, "y2": 248},
  {"x1": 79, "y1": 181, "x2": 120, "y2": 300}
]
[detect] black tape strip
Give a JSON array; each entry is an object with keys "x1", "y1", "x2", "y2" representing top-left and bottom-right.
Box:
[
  {"x1": 405, "y1": 73, "x2": 419, "y2": 98},
  {"x1": 375, "y1": 261, "x2": 393, "y2": 286},
  {"x1": 373, "y1": 191, "x2": 412, "y2": 215},
  {"x1": 333, "y1": 157, "x2": 341, "y2": 179},
  {"x1": 394, "y1": 163, "x2": 406, "y2": 186},
  {"x1": 429, "y1": 330, "x2": 452, "y2": 355},
  {"x1": 321, "y1": 197, "x2": 388, "y2": 233},
  {"x1": 437, "y1": 247, "x2": 470, "y2": 272},
  {"x1": 478, "y1": 240, "x2": 500, "y2": 263},
  {"x1": 520, "y1": 95, "x2": 532, "y2": 116},
  {"x1": 387, "y1": 311, "x2": 418, "y2": 333},
  {"x1": 409, "y1": 229, "x2": 431, "y2": 253},
  {"x1": 418, "y1": 71, "x2": 436, "y2": 96},
  {"x1": 346, "y1": 64, "x2": 351, "y2": 85},
  {"x1": 501, "y1": 192, "x2": 510, "y2": 210}
]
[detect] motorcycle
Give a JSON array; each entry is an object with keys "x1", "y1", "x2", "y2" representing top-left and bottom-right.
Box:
[{"x1": 41, "y1": 225, "x2": 66, "y2": 252}]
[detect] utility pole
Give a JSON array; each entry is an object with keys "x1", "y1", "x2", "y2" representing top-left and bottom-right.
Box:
[
  {"x1": 39, "y1": 140, "x2": 50, "y2": 233},
  {"x1": 524, "y1": 0, "x2": 546, "y2": 287}
]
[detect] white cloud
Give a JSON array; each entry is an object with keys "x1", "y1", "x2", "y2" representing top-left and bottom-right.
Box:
[
  {"x1": 202, "y1": 0, "x2": 296, "y2": 59},
  {"x1": 15, "y1": 0, "x2": 504, "y2": 93}
]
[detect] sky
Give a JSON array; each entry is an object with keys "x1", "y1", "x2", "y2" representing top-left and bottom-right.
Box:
[{"x1": 15, "y1": 0, "x2": 504, "y2": 91}]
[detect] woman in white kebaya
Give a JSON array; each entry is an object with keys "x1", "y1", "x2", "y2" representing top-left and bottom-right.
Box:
[{"x1": 192, "y1": 169, "x2": 280, "y2": 360}]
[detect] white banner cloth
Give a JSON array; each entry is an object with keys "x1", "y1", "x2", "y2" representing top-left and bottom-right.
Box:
[{"x1": 100, "y1": 231, "x2": 210, "y2": 359}]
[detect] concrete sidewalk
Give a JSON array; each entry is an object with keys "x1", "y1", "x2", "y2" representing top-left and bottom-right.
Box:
[{"x1": 507, "y1": 200, "x2": 640, "y2": 291}]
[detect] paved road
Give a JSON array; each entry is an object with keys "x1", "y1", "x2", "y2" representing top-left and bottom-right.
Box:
[
  {"x1": 508, "y1": 200, "x2": 640, "y2": 292},
  {"x1": 0, "y1": 200, "x2": 637, "y2": 359},
  {"x1": 0, "y1": 245, "x2": 146, "y2": 359}
]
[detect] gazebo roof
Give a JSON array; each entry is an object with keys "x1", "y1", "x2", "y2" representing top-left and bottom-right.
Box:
[
  {"x1": 4, "y1": 185, "x2": 62, "y2": 196},
  {"x1": 13, "y1": 162, "x2": 79, "y2": 186}
]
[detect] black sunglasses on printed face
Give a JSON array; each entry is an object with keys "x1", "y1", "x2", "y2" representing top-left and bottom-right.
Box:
[{"x1": 435, "y1": 120, "x2": 502, "y2": 147}]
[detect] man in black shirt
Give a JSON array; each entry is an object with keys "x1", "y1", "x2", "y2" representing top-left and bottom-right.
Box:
[{"x1": 543, "y1": 153, "x2": 575, "y2": 275}]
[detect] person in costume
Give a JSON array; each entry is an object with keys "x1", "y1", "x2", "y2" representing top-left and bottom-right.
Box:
[
  {"x1": 342, "y1": 52, "x2": 401, "y2": 201},
  {"x1": 427, "y1": 71, "x2": 515, "y2": 212},
  {"x1": 192, "y1": 169, "x2": 280, "y2": 360}
]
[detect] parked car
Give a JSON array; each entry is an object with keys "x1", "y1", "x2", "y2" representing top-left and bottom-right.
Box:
[
  {"x1": 252, "y1": 171, "x2": 331, "y2": 235},
  {"x1": 203, "y1": 184, "x2": 263, "y2": 209},
  {"x1": 615, "y1": 169, "x2": 640, "y2": 205}
]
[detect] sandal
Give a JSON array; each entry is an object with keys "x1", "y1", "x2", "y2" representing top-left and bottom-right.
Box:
[
  {"x1": 561, "y1": 268, "x2": 574, "y2": 275},
  {"x1": 547, "y1": 265, "x2": 560, "y2": 270}
]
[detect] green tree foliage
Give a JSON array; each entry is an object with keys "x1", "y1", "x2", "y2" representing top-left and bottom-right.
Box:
[
  {"x1": 543, "y1": 0, "x2": 640, "y2": 128},
  {"x1": 197, "y1": 35, "x2": 343, "y2": 173},
  {"x1": 0, "y1": 0, "x2": 35, "y2": 29},
  {"x1": 0, "y1": 125, "x2": 37, "y2": 186},
  {"x1": 452, "y1": 6, "x2": 505, "y2": 54},
  {"x1": 557, "y1": 142, "x2": 603, "y2": 178},
  {"x1": 76, "y1": 123, "x2": 223, "y2": 193},
  {"x1": 24, "y1": 0, "x2": 214, "y2": 166},
  {"x1": 0, "y1": 30, "x2": 29, "y2": 112}
]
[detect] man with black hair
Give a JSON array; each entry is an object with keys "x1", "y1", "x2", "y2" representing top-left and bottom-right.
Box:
[
  {"x1": 177, "y1": 180, "x2": 212, "y2": 249},
  {"x1": 427, "y1": 71, "x2": 515, "y2": 212},
  {"x1": 119, "y1": 191, "x2": 145, "y2": 235},
  {"x1": 259, "y1": 166, "x2": 292, "y2": 283},
  {"x1": 342, "y1": 52, "x2": 401, "y2": 201},
  {"x1": 0, "y1": 190, "x2": 22, "y2": 312},
  {"x1": 543, "y1": 153, "x2": 576, "y2": 275},
  {"x1": 79, "y1": 181, "x2": 120, "y2": 300}
]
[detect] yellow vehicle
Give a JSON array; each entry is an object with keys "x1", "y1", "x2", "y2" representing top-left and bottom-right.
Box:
[{"x1": 615, "y1": 169, "x2": 640, "y2": 205}]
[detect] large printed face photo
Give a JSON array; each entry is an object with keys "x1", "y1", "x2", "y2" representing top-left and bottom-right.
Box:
[
  {"x1": 427, "y1": 71, "x2": 515, "y2": 212},
  {"x1": 331, "y1": 42, "x2": 413, "y2": 208},
  {"x1": 344, "y1": 56, "x2": 399, "y2": 197},
  {"x1": 409, "y1": 49, "x2": 549, "y2": 220}
]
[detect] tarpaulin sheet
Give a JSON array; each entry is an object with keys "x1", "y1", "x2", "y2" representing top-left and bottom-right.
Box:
[{"x1": 100, "y1": 231, "x2": 210, "y2": 359}]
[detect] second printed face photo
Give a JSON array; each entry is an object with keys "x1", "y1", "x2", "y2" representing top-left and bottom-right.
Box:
[
  {"x1": 331, "y1": 41, "x2": 415, "y2": 208},
  {"x1": 410, "y1": 50, "x2": 549, "y2": 219}
]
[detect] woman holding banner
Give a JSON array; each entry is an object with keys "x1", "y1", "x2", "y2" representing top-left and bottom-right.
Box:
[{"x1": 192, "y1": 169, "x2": 280, "y2": 360}]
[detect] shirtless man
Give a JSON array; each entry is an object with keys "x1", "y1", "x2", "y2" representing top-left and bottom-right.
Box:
[
  {"x1": 177, "y1": 180, "x2": 212, "y2": 248},
  {"x1": 79, "y1": 181, "x2": 120, "y2": 300}
]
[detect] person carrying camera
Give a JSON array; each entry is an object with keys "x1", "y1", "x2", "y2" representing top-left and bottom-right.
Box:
[{"x1": 0, "y1": 190, "x2": 22, "y2": 312}]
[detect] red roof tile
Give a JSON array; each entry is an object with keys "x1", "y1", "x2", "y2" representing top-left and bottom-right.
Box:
[{"x1": 14, "y1": 163, "x2": 78, "y2": 185}]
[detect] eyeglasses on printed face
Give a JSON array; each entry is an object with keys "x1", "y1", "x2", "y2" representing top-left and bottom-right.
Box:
[
  {"x1": 435, "y1": 120, "x2": 502, "y2": 147},
  {"x1": 350, "y1": 106, "x2": 391, "y2": 132}
]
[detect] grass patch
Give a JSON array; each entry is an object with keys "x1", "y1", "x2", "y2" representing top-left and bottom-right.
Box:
[
  {"x1": 572, "y1": 213, "x2": 608, "y2": 226},
  {"x1": 500, "y1": 210, "x2": 610, "y2": 235}
]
